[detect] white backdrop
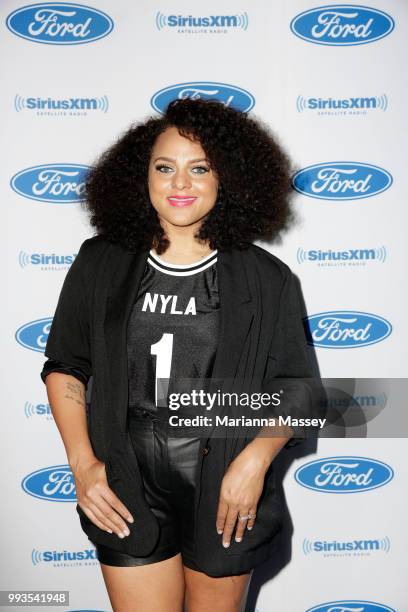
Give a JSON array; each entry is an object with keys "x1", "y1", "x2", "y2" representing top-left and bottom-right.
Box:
[{"x1": 2, "y1": 1, "x2": 407, "y2": 611}]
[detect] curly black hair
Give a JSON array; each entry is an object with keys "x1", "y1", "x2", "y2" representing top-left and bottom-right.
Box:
[{"x1": 82, "y1": 98, "x2": 296, "y2": 254}]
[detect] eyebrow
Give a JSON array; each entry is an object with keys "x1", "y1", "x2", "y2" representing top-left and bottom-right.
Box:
[{"x1": 153, "y1": 156, "x2": 209, "y2": 163}]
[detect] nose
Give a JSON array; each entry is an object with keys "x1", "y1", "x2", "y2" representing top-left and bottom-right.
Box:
[{"x1": 171, "y1": 168, "x2": 192, "y2": 190}]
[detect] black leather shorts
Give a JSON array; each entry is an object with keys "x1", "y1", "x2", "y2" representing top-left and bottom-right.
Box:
[{"x1": 93, "y1": 407, "x2": 202, "y2": 570}]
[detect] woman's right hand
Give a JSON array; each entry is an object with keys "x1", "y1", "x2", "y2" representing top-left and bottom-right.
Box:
[{"x1": 73, "y1": 458, "x2": 134, "y2": 538}]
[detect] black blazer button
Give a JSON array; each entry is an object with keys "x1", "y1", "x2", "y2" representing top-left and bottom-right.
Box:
[{"x1": 202, "y1": 446, "x2": 210, "y2": 455}]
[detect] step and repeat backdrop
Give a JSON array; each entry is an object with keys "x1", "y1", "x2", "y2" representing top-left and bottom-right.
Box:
[{"x1": 2, "y1": 1, "x2": 407, "y2": 611}]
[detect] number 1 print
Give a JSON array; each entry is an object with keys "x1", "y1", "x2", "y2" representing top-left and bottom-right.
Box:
[{"x1": 151, "y1": 332, "x2": 173, "y2": 407}]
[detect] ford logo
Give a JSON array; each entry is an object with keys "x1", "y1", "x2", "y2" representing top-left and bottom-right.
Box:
[
  {"x1": 15, "y1": 317, "x2": 52, "y2": 352},
  {"x1": 305, "y1": 310, "x2": 392, "y2": 348},
  {"x1": 290, "y1": 5, "x2": 394, "y2": 46},
  {"x1": 295, "y1": 456, "x2": 394, "y2": 493},
  {"x1": 6, "y1": 3, "x2": 114, "y2": 45},
  {"x1": 22, "y1": 464, "x2": 76, "y2": 501},
  {"x1": 10, "y1": 163, "x2": 89, "y2": 203},
  {"x1": 292, "y1": 162, "x2": 392, "y2": 200},
  {"x1": 306, "y1": 600, "x2": 395, "y2": 612},
  {"x1": 151, "y1": 82, "x2": 255, "y2": 113}
]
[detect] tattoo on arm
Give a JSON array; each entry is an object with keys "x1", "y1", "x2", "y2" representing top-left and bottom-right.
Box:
[{"x1": 63, "y1": 380, "x2": 86, "y2": 407}]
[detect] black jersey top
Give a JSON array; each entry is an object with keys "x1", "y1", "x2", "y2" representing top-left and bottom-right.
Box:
[{"x1": 126, "y1": 249, "x2": 220, "y2": 417}]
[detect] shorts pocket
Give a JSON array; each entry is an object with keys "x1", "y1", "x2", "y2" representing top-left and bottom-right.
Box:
[{"x1": 128, "y1": 416, "x2": 171, "y2": 494}]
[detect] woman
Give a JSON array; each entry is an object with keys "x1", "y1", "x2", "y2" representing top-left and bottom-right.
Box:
[{"x1": 41, "y1": 98, "x2": 316, "y2": 612}]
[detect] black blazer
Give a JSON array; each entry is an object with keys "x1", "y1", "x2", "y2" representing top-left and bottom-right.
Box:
[{"x1": 40, "y1": 235, "x2": 319, "y2": 577}]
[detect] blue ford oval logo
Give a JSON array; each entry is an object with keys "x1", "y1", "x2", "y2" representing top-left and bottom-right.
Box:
[
  {"x1": 306, "y1": 600, "x2": 395, "y2": 612},
  {"x1": 295, "y1": 456, "x2": 394, "y2": 493},
  {"x1": 306, "y1": 310, "x2": 392, "y2": 348},
  {"x1": 151, "y1": 82, "x2": 255, "y2": 113},
  {"x1": 6, "y1": 3, "x2": 114, "y2": 45},
  {"x1": 15, "y1": 317, "x2": 52, "y2": 352},
  {"x1": 292, "y1": 162, "x2": 392, "y2": 200},
  {"x1": 22, "y1": 464, "x2": 76, "y2": 501},
  {"x1": 290, "y1": 5, "x2": 394, "y2": 46},
  {"x1": 10, "y1": 163, "x2": 89, "y2": 203}
]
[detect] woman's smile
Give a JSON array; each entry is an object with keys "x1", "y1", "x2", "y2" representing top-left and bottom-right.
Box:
[{"x1": 167, "y1": 196, "x2": 197, "y2": 207}]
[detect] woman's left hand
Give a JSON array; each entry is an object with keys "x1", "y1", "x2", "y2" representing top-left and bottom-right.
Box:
[{"x1": 215, "y1": 444, "x2": 271, "y2": 548}]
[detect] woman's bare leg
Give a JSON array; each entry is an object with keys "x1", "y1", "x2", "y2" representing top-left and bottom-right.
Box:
[
  {"x1": 183, "y1": 565, "x2": 253, "y2": 612},
  {"x1": 99, "y1": 552, "x2": 185, "y2": 612}
]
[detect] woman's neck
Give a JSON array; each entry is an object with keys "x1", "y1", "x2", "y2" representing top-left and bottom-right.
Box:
[{"x1": 152, "y1": 218, "x2": 215, "y2": 264}]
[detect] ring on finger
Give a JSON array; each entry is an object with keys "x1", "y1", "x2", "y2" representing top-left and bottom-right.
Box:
[{"x1": 238, "y1": 512, "x2": 256, "y2": 520}]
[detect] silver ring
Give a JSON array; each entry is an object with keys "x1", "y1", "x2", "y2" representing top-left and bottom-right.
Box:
[{"x1": 238, "y1": 512, "x2": 256, "y2": 520}]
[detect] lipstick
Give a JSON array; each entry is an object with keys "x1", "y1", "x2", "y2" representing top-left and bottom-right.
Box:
[{"x1": 167, "y1": 196, "x2": 197, "y2": 207}]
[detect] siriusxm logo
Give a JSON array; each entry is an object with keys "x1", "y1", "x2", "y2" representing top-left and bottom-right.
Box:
[
  {"x1": 290, "y1": 6, "x2": 394, "y2": 46},
  {"x1": 292, "y1": 162, "x2": 392, "y2": 200},
  {"x1": 151, "y1": 82, "x2": 255, "y2": 113},
  {"x1": 24, "y1": 400, "x2": 89, "y2": 419},
  {"x1": 327, "y1": 391, "x2": 387, "y2": 411},
  {"x1": 155, "y1": 12, "x2": 248, "y2": 31},
  {"x1": 15, "y1": 317, "x2": 52, "y2": 352},
  {"x1": 295, "y1": 456, "x2": 394, "y2": 493},
  {"x1": 24, "y1": 401, "x2": 53, "y2": 419},
  {"x1": 19, "y1": 251, "x2": 76, "y2": 268},
  {"x1": 297, "y1": 246, "x2": 387, "y2": 267},
  {"x1": 10, "y1": 164, "x2": 89, "y2": 203},
  {"x1": 303, "y1": 536, "x2": 390, "y2": 556},
  {"x1": 15, "y1": 94, "x2": 109, "y2": 114},
  {"x1": 306, "y1": 600, "x2": 395, "y2": 612},
  {"x1": 31, "y1": 547, "x2": 98, "y2": 565},
  {"x1": 297, "y1": 94, "x2": 388, "y2": 114},
  {"x1": 306, "y1": 311, "x2": 392, "y2": 348},
  {"x1": 6, "y1": 3, "x2": 113, "y2": 45},
  {"x1": 22, "y1": 465, "x2": 76, "y2": 501}
]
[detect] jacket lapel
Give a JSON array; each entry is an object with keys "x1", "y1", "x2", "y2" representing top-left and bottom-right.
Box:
[
  {"x1": 103, "y1": 247, "x2": 150, "y2": 430},
  {"x1": 210, "y1": 248, "x2": 254, "y2": 380},
  {"x1": 102, "y1": 246, "x2": 255, "y2": 429}
]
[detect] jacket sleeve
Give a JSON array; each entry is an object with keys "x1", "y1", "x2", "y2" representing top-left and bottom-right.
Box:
[
  {"x1": 264, "y1": 268, "x2": 317, "y2": 449},
  {"x1": 40, "y1": 359, "x2": 90, "y2": 387},
  {"x1": 40, "y1": 240, "x2": 92, "y2": 387}
]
